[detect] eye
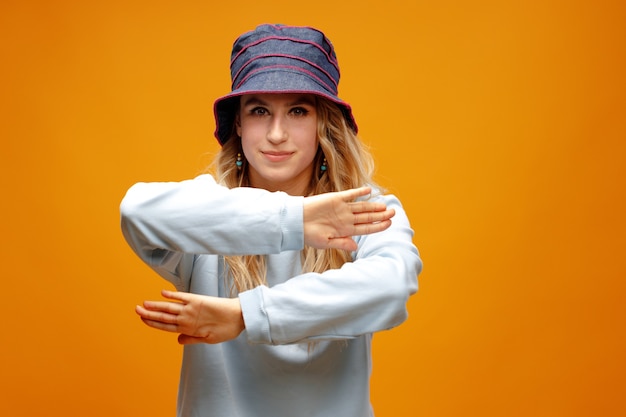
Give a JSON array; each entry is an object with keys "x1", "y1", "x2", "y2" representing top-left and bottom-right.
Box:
[
  {"x1": 250, "y1": 107, "x2": 268, "y2": 116},
  {"x1": 290, "y1": 107, "x2": 310, "y2": 116}
]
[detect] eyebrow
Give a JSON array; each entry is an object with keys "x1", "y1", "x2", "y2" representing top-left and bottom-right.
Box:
[
  {"x1": 241, "y1": 95, "x2": 316, "y2": 107},
  {"x1": 288, "y1": 96, "x2": 316, "y2": 106}
]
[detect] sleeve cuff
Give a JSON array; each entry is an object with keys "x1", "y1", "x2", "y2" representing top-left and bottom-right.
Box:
[
  {"x1": 239, "y1": 286, "x2": 272, "y2": 344},
  {"x1": 279, "y1": 195, "x2": 304, "y2": 252}
]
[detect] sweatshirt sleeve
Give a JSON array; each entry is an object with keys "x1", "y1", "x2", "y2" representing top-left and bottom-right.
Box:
[
  {"x1": 120, "y1": 174, "x2": 304, "y2": 288},
  {"x1": 239, "y1": 193, "x2": 422, "y2": 345}
]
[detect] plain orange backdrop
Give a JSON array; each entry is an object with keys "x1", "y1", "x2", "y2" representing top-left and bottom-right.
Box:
[{"x1": 1, "y1": 1, "x2": 625, "y2": 416}]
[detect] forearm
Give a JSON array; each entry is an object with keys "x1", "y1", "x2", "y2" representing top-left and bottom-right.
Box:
[
  {"x1": 242, "y1": 249, "x2": 419, "y2": 344},
  {"x1": 241, "y1": 196, "x2": 422, "y2": 345},
  {"x1": 120, "y1": 174, "x2": 304, "y2": 256}
]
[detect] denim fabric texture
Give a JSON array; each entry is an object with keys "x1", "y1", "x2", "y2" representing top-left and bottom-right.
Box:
[{"x1": 213, "y1": 24, "x2": 357, "y2": 145}]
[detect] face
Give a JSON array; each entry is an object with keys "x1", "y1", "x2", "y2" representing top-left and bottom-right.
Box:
[{"x1": 237, "y1": 93, "x2": 318, "y2": 195}]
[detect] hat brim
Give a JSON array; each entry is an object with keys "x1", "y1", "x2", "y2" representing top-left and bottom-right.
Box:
[{"x1": 213, "y1": 69, "x2": 357, "y2": 145}]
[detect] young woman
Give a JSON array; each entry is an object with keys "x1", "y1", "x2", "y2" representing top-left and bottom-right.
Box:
[{"x1": 121, "y1": 24, "x2": 422, "y2": 417}]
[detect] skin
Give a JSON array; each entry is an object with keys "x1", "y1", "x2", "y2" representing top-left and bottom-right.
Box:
[
  {"x1": 135, "y1": 93, "x2": 396, "y2": 345},
  {"x1": 237, "y1": 93, "x2": 319, "y2": 196}
]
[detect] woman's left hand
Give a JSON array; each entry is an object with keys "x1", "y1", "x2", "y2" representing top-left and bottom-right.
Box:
[
  {"x1": 135, "y1": 289, "x2": 245, "y2": 345},
  {"x1": 303, "y1": 186, "x2": 395, "y2": 252}
]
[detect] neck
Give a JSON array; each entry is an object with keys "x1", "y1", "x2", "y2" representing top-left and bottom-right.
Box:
[{"x1": 249, "y1": 175, "x2": 310, "y2": 196}]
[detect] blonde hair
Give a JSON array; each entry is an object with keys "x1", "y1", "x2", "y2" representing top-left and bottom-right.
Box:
[{"x1": 210, "y1": 96, "x2": 379, "y2": 293}]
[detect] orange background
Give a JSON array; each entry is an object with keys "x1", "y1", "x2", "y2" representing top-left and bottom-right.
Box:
[{"x1": 2, "y1": 1, "x2": 625, "y2": 416}]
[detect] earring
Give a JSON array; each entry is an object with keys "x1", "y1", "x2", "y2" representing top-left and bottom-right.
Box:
[
  {"x1": 320, "y1": 157, "x2": 327, "y2": 174},
  {"x1": 236, "y1": 153, "x2": 243, "y2": 171}
]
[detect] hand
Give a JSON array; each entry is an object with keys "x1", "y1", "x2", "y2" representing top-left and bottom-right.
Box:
[
  {"x1": 303, "y1": 186, "x2": 395, "y2": 251},
  {"x1": 135, "y1": 289, "x2": 245, "y2": 345}
]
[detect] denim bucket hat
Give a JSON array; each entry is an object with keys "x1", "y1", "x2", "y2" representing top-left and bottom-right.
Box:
[{"x1": 213, "y1": 24, "x2": 357, "y2": 145}]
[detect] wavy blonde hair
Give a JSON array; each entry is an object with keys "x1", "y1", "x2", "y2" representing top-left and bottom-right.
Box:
[{"x1": 209, "y1": 96, "x2": 379, "y2": 293}]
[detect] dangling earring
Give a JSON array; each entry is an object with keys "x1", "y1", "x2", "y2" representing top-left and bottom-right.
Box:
[
  {"x1": 320, "y1": 157, "x2": 327, "y2": 174},
  {"x1": 236, "y1": 153, "x2": 243, "y2": 171}
]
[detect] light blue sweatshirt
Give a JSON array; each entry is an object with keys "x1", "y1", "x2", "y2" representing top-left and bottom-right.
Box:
[{"x1": 120, "y1": 174, "x2": 422, "y2": 417}]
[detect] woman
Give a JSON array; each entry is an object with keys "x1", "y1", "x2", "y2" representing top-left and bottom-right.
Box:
[{"x1": 121, "y1": 24, "x2": 422, "y2": 417}]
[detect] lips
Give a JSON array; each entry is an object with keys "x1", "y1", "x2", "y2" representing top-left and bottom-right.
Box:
[{"x1": 262, "y1": 151, "x2": 294, "y2": 162}]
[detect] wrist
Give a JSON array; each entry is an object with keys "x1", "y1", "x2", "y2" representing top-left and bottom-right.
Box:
[{"x1": 232, "y1": 297, "x2": 245, "y2": 335}]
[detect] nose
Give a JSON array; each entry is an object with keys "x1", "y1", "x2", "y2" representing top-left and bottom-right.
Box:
[{"x1": 267, "y1": 115, "x2": 287, "y2": 144}]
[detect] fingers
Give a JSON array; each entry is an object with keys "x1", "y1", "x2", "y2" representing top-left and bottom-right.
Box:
[
  {"x1": 135, "y1": 304, "x2": 180, "y2": 332},
  {"x1": 353, "y1": 219, "x2": 392, "y2": 236},
  {"x1": 348, "y1": 201, "x2": 387, "y2": 214},
  {"x1": 327, "y1": 216, "x2": 392, "y2": 250},
  {"x1": 344, "y1": 188, "x2": 395, "y2": 233},
  {"x1": 178, "y1": 334, "x2": 205, "y2": 345},
  {"x1": 326, "y1": 205, "x2": 393, "y2": 249},
  {"x1": 140, "y1": 317, "x2": 179, "y2": 332},
  {"x1": 340, "y1": 186, "x2": 372, "y2": 202},
  {"x1": 350, "y1": 207, "x2": 394, "y2": 238},
  {"x1": 352, "y1": 207, "x2": 395, "y2": 225},
  {"x1": 135, "y1": 296, "x2": 185, "y2": 333},
  {"x1": 178, "y1": 333, "x2": 221, "y2": 345},
  {"x1": 161, "y1": 289, "x2": 192, "y2": 302},
  {"x1": 142, "y1": 299, "x2": 184, "y2": 314}
]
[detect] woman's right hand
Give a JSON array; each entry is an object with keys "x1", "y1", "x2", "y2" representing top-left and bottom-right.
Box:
[{"x1": 303, "y1": 187, "x2": 395, "y2": 252}]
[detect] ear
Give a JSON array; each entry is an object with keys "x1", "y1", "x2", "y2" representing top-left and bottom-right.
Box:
[{"x1": 235, "y1": 113, "x2": 242, "y2": 137}]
